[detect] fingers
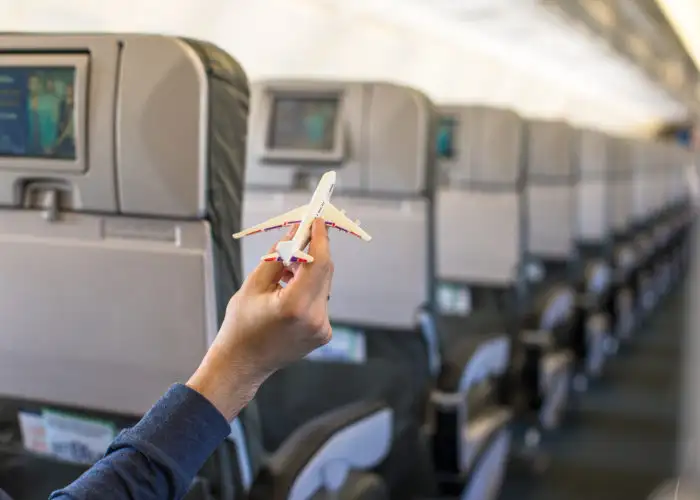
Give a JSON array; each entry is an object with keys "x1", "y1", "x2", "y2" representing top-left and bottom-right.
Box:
[
  {"x1": 286, "y1": 219, "x2": 334, "y2": 297},
  {"x1": 245, "y1": 225, "x2": 298, "y2": 291},
  {"x1": 308, "y1": 218, "x2": 330, "y2": 263}
]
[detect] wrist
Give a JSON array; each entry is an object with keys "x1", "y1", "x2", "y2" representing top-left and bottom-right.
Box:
[{"x1": 186, "y1": 347, "x2": 268, "y2": 421}]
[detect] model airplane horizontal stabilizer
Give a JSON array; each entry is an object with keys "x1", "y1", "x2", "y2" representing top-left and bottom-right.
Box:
[
  {"x1": 262, "y1": 243, "x2": 314, "y2": 264},
  {"x1": 233, "y1": 171, "x2": 371, "y2": 266}
]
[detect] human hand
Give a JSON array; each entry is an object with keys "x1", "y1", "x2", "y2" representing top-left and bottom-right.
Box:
[{"x1": 187, "y1": 218, "x2": 334, "y2": 420}]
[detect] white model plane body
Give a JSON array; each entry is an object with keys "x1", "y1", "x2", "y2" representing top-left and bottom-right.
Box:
[{"x1": 233, "y1": 171, "x2": 371, "y2": 266}]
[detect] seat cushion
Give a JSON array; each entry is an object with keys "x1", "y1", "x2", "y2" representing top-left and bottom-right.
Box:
[
  {"x1": 255, "y1": 359, "x2": 437, "y2": 499},
  {"x1": 435, "y1": 311, "x2": 509, "y2": 392}
]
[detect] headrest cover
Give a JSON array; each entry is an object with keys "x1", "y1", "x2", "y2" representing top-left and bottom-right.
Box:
[
  {"x1": 576, "y1": 129, "x2": 609, "y2": 178},
  {"x1": 0, "y1": 34, "x2": 247, "y2": 219},
  {"x1": 527, "y1": 120, "x2": 575, "y2": 179},
  {"x1": 630, "y1": 139, "x2": 654, "y2": 173},
  {"x1": 437, "y1": 105, "x2": 523, "y2": 187},
  {"x1": 246, "y1": 79, "x2": 434, "y2": 196},
  {"x1": 608, "y1": 136, "x2": 634, "y2": 177}
]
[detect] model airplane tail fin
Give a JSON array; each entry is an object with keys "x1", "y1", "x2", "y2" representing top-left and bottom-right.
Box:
[{"x1": 276, "y1": 240, "x2": 315, "y2": 264}]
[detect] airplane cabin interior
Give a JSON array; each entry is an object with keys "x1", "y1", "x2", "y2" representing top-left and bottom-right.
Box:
[{"x1": 1, "y1": 1, "x2": 700, "y2": 499}]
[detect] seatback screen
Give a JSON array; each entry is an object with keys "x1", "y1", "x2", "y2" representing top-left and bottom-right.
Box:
[
  {"x1": 0, "y1": 67, "x2": 77, "y2": 160},
  {"x1": 268, "y1": 96, "x2": 339, "y2": 152},
  {"x1": 437, "y1": 117, "x2": 456, "y2": 159}
]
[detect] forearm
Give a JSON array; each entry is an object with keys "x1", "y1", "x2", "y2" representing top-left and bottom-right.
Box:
[
  {"x1": 186, "y1": 345, "x2": 268, "y2": 422},
  {"x1": 50, "y1": 384, "x2": 231, "y2": 500}
]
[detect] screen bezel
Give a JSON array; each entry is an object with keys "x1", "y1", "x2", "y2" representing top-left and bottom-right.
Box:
[
  {"x1": 0, "y1": 53, "x2": 88, "y2": 174},
  {"x1": 260, "y1": 89, "x2": 345, "y2": 164}
]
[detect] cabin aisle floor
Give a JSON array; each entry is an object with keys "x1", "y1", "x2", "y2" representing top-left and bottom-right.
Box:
[{"x1": 500, "y1": 283, "x2": 686, "y2": 500}]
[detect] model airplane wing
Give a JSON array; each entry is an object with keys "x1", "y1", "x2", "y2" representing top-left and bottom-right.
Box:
[
  {"x1": 232, "y1": 205, "x2": 307, "y2": 238},
  {"x1": 321, "y1": 203, "x2": 372, "y2": 241}
]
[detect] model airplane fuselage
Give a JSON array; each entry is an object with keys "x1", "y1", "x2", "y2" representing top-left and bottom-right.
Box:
[{"x1": 233, "y1": 171, "x2": 371, "y2": 266}]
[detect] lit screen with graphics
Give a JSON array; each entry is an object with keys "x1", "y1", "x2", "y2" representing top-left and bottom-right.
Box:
[
  {"x1": 268, "y1": 96, "x2": 339, "y2": 151},
  {"x1": 0, "y1": 66, "x2": 77, "y2": 160},
  {"x1": 437, "y1": 116, "x2": 456, "y2": 159}
]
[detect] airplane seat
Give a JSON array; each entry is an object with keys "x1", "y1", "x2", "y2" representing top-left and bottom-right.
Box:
[
  {"x1": 241, "y1": 80, "x2": 438, "y2": 499},
  {"x1": 647, "y1": 143, "x2": 684, "y2": 302},
  {"x1": 434, "y1": 305, "x2": 511, "y2": 391},
  {"x1": 635, "y1": 140, "x2": 675, "y2": 316},
  {"x1": 663, "y1": 155, "x2": 684, "y2": 285},
  {"x1": 0, "y1": 35, "x2": 389, "y2": 500},
  {"x1": 652, "y1": 145, "x2": 679, "y2": 298},
  {"x1": 648, "y1": 142, "x2": 681, "y2": 303},
  {"x1": 518, "y1": 119, "x2": 580, "y2": 423},
  {"x1": 431, "y1": 105, "x2": 526, "y2": 497},
  {"x1": 630, "y1": 140, "x2": 663, "y2": 313},
  {"x1": 675, "y1": 154, "x2": 696, "y2": 278},
  {"x1": 662, "y1": 146, "x2": 692, "y2": 291},
  {"x1": 0, "y1": 33, "x2": 255, "y2": 498},
  {"x1": 679, "y1": 154, "x2": 697, "y2": 272},
  {"x1": 608, "y1": 137, "x2": 639, "y2": 340},
  {"x1": 574, "y1": 128, "x2": 616, "y2": 362}
]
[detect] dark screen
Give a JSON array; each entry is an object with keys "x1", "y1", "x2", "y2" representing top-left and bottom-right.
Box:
[
  {"x1": 437, "y1": 117, "x2": 456, "y2": 159},
  {"x1": 0, "y1": 66, "x2": 77, "y2": 160},
  {"x1": 268, "y1": 96, "x2": 338, "y2": 152}
]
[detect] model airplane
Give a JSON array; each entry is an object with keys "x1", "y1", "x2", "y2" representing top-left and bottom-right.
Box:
[{"x1": 233, "y1": 171, "x2": 372, "y2": 266}]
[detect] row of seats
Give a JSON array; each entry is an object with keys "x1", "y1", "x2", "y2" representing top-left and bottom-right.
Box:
[
  {"x1": 239, "y1": 81, "x2": 695, "y2": 499},
  {"x1": 0, "y1": 34, "x2": 694, "y2": 500}
]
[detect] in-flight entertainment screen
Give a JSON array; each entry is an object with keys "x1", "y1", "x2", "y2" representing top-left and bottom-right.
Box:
[
  {"x1": 268, "y1": 96, "x2": 339, "y2": 152},
  {"x1": 0, "y1": 66, "x2": 77, "y2": 160},
  {"x1": 437, "y1": 116, "x2": 456, "y2": 159}
]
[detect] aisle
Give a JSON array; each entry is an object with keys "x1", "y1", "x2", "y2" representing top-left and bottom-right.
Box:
[{"x1": 500, "y1": 286, "x2": 686, "y2": 500}]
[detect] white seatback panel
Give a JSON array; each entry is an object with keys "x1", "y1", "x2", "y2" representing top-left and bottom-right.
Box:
[
  {"x1": 609, "y1": 137, "x2": 634, "y2": 233},
  {"x1": 526, "y1": 120, "x2": 576, "y2": 257},
  {"x1": 576, "y1": 129, "x2": 610, "y2": 242},
  {"x1": 0, "y1": 212, "x2": 216, "y2": 415},
  {"x1": 611, "y1": 179, "x2": 633, "y2": 231},
  {"x1": 578, "y1": 180, "x2": 608, "y2": 241},
  {"x1": 242, "y1": 192, "x2": 428, "y2": 330},
  {"x1": 437, "y1": 190, "x2": 520, "y2": 284},
  {"x1": 528, "y1": 184, "x2": 575, "y2": 257}
]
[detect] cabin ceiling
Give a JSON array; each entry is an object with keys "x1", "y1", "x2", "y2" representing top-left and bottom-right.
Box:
[{"x1": 3, "y1": 0, "x2": 698, "y2": 135}]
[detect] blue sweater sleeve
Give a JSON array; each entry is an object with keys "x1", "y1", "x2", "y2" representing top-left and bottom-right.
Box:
[{"x1": 49, "y1": 384, "x2": 232, "y2": 500}]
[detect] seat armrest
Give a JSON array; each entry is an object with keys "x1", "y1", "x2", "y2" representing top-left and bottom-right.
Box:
[{"x1": 251, "y1": 400, "x2": 393, "y2": 500}]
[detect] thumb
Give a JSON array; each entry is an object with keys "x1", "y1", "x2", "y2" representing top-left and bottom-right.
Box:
[{"x1": 245, "y1": 225, "x2": 298, "y2": 292}]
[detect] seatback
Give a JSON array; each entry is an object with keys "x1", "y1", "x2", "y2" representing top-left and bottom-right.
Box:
[
  {"x1": 436, "y1": 106, "x2": 524, "y2": 294},
  {"x1": 652, "y1": 142, "x2": 674, "y2": 223},
  {"x1": 609, "y1": 136, "x2": 635, "y2": 239},
  {"x1": 0, "y1": 34, "x2": 248, "y2": 417},
  {"x1": 517, "y1": 119, "x2": 578, "y2": 349},
  {"x1": 572, "y1": 128, "x2": 614, "y2": 297},
  {"x1": 631, "y1": 140, "x2": 657, "y2": 228},
  {"x1": 574, "y1": 128, "x2": 612, "y2": 250},
  {"x1": 434, "y1": 105, "x2": 522, "y2": 367},
  {"x1": 241, "y1": 80, "x2": 437, "y2": 495},
  {"x1": 525, "y1": 120, "x2": 578, "y2": 279},
  {"x1": 243, "y1": 80, "x2": 434, "y2": 334},
  {"x1": 665, "y1": 143, "x2": 691, "y2": 212}
]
